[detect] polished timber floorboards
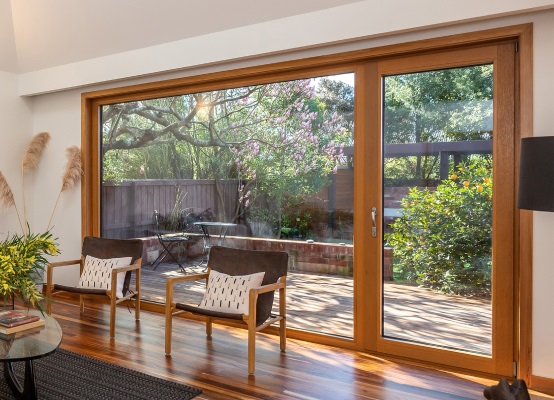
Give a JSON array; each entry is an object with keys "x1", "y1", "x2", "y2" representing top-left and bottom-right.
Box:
[{"x1": 40, "y1": 296, "x2": 509, "y2": 400}]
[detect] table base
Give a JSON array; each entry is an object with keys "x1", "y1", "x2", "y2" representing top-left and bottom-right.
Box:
[{"x1": 4, "y1": 360, "x2": 37, "y2": 400}]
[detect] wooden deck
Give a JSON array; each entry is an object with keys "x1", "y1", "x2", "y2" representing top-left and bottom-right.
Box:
[{"x1": 134, "y1": 261, "x2": 492, "y2": 355}]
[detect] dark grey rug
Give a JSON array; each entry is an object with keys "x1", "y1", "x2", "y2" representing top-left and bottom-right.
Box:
[{"x1": 0, "y1": 348, "x2": 202, "y2": 399}]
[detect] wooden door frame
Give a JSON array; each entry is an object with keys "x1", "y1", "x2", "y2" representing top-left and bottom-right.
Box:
[
  {"x1": 363, "y1": 43, "x2": 515, "y2": 377},
  {"x1": 82, "y1": 23, "x2": 533, "y2": 379}
]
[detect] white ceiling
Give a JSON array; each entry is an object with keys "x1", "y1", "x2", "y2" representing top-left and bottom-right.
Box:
[{"x1": 0, "y1": 0, "x2": 364, "y2": 74}]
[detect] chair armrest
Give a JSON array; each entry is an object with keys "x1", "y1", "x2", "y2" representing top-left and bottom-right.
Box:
[
  {"x1": 248, "y1": 276, "x2": 287, "y2": 323},
  {"x1": 252, "y1": 281, "x2": 286, "y2": 295},
  {"x1": 113, "y1": 259, "x2": 142, "y2": 274},
  {"x1": 166, "y1": 272, "x2": 209, "y2": 286},
  {"x1": 48, "y1": 259, "x2": 81, "y2": 269},
  {"x1": 46, "y1": 259, "x2": 82, "y2": 288},
  {"x1": 166, "y1": 273, "x2": 209, "y2": 310}
]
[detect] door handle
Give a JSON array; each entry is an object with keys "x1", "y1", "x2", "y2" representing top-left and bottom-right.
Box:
[{"x1": 371, "y1": 207, "x2": 377, "y2": 238}]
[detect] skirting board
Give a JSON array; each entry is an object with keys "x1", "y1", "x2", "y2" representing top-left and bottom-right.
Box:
[{"x1": 532, "y1": 375, "x2": 554, "y2": 397}]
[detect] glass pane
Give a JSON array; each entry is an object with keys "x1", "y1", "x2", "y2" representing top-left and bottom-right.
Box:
[
  {"x1": 382, "y1": 65, "x2": 493, "y2": 355},
  {"x1": 100, "y1": 73, "x2": 355, "y2": 338}
]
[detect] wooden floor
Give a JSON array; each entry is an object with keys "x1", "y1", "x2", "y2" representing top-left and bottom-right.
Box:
[{"x1": 40, "y1": 295, "x2": 513, "y2": 400}]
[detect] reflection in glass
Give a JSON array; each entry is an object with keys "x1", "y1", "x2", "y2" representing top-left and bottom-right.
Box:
[
  {"x1": 100, "y1": 73, "x2": 355, "y2": 337},
  {"x1": 382, "y1": 65, "x2": 493, "y2": 355}
]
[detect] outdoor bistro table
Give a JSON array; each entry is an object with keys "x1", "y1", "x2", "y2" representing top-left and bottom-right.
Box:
[
  {"x1": 0, "y1": 310, "x2": 63, "y2": 400},
  {"x1": 193, "y1": 221, "x2": 237, "y2": 265}
]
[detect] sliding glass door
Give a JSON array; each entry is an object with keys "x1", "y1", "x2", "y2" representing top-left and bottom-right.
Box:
[
  {"x1": 362, "y1": 43, "x2": 516, "y2": 376},
  {"x1": 85, "y1": 31, "x2": 522, "y2": 375}
]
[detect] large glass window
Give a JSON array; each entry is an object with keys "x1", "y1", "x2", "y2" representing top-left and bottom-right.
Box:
[
  {"x1": 100, "y1": 74, "x2": 355, "y2": 337},
  {"x1": 86, "y1": 34, "x2": 522, "y2": 376},
  {"x1": 382, "y1": 65, "x2": 494, "y2": 355}
]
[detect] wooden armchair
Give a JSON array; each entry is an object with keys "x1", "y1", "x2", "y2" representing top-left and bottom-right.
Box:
[
  {"x1": 46, "y1": 236, "x2": 143, "y2": 338},
  {"x1": 165, "y1": 246, "x2": 288, "y2": 375}
]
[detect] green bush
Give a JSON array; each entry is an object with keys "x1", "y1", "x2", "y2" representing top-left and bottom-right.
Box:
[{"x1": 385, "y1": 159, "x2": 492, "y2": 297}]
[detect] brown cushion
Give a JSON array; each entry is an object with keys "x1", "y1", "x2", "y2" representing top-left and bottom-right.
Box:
[
  {"x1": 54, "y1": 284, "x2": 107, "y2": 296},
  {"x1": 175, "y1": 303, "x2": 245, "y2": 321}
]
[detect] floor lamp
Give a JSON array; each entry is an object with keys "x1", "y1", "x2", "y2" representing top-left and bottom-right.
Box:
[{"x1": 488, "y1": 137, "x2": 554, "y2": 400}]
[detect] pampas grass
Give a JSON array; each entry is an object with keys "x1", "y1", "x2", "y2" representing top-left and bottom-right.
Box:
[
  {"x1": 21, "y1": 132, "x2": 51, "y2": 173},
  {"x1": 0, "y1": 172, "x2": 15, "y2": 208},
  {"x1": 0, "y1": 131, "x2": 80, "y2": 235},
  {"x1": 47, "y1": 146, "x2": 83, "y2": 230},
  {"x1": 0, "y1": 172, "x2": 24, "y2": 234},
  {"x1": 21, "y1": 132, "x2": 51, "y2": 229}
]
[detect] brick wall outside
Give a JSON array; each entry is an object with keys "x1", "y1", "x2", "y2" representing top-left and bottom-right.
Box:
[{"x1": 141, "y1": 236, "x2": 395, "y2": 280}]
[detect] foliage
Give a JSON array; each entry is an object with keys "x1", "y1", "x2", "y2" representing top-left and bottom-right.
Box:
[
  {"x1": 246, "y1": 208, "x2": 280, "y2": 238},
  {"x1": 316, "y1": 77, "x2": 354, "y2": 139},
  {"x1": 277, "y1": 200, "x2": 353, "y2": 242},
  {"x1": 281, "y1": 210, "x2": 311, "y2": 239},
  {"x1": 0, "y1": 230, "x2": 59, "y2": 309},
  {"x1": 101, "y1": 77, "x2": 353, "y2": 222},
  {"x1": 384, "y1": 65, "x2": 493, "y2": 185},
  {"x1": 385, "y1": 158, "x2": 492, "y2": 296}
]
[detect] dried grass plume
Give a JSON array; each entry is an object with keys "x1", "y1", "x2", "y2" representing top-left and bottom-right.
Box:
[
  {"x1": 0, "y1": 171, "x2": 24, "y2": 233},
  {"x1": 0, "y1": 172, "x2": 15, "y2": 208},
  {"x1": 47, "y1": 146, "x2": 83, "y2": 230},
  {"x1": 61, "y1": 146, "x2": 82, "y2": 192},
  {"x1": 21, "y1": 132, "x2": 51, "y2": 230},
  {"x1": 22, "y1": 132, "x2": 51, "y2": 173}
]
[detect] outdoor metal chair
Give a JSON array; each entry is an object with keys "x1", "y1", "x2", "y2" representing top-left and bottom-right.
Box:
[
  {"x1": 151, "y1": 210, "x2": 191, "y2": 273},
  {"x1": 46, "y1": 236, "x2": 143, "y2": 338},
  {"x1": 165, "y1": 246, "x2": 288, "y2": 375}
]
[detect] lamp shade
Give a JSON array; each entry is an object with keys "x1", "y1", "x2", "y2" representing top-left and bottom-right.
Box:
[{"x1": 517, "y1": 136, "x2": 554, "y2": 212}]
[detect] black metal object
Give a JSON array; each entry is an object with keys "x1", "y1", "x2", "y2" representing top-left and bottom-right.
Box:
[
  {"x1": 517, "y1": 136, "x2": 554, "y2": 212},
  {"x1": 4, "y1": 360, "x2": 37, "y2": 399},
  {"x1": 151, "y1": 210, "x2": 190, "y2": 273}
]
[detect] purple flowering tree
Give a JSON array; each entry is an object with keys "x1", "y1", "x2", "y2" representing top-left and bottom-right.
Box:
[{"x1": 102, "y1": 78, "x2": 350, "y2": 226}]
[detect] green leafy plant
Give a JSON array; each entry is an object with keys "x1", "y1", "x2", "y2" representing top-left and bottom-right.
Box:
[
  {"x1": 385, "y1": 158, "x2": 492, "y2": 297},
  {"x1": 0, "y1": 230, "x2": 59, "y2": 309}
]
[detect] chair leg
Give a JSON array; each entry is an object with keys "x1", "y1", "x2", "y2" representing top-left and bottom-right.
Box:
[
  {"x1": 165, "y1": 308, "x2": 173, "y2": 355},
  {"x1": 154, "y1": 240, "x2": 187, "y2": 272},
  {"x1": 135, "y1": 268, "x2": 141, "y2": 321},
  {"x1": 45, "y1": 287, "x2": 52, "y2": 315},
  {"x1": 206, "y1": 317, "x2": 212, "y2": 337},
  {"x1": 79, "y1": 295, "x2": 85, "y2": 313},
  {"x1": 280, "y1": 317, "x2": 286, "y2": 353},
  {"x1": 46, "y1": 266, "x2": 52, "y2": 314},
  {"x1": 247, "y1": 319, "x2": 256, "y2": 375},
  {"x1": 279, "y1": 283, "x2": 287, "y2": 352},
  {"x1": 165, "y1": 280, "x2": 174, "y2": 355},
  {"x1": 110, "y1": 296, "x2": 116, "y2": 339}
]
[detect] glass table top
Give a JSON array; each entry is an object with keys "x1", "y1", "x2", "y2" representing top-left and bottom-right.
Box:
[{"x1": 0, "y1": 310, "x2": 62, "y2": 362}]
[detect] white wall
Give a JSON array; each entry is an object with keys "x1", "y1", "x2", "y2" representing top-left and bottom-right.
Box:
[
  {"x1": 31, "y1": 90, "x2": 84, "y2": 285},
  {"x1": 0, "y1": 71, "x2": 32, "y2": 237},
  {"x1": 530, "y1": 10, "x2": 554, "y2": 379},
  {"x1": 16, "y1": 0, "x2": 554, "y2": 96},
  {"x1": 25, "y1": 10, "x2": 554, "y2": 380}
]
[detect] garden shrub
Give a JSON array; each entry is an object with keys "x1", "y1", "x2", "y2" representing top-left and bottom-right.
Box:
[{"x1": 385, "y1": 158, "x2": 492, "y2": 297}]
